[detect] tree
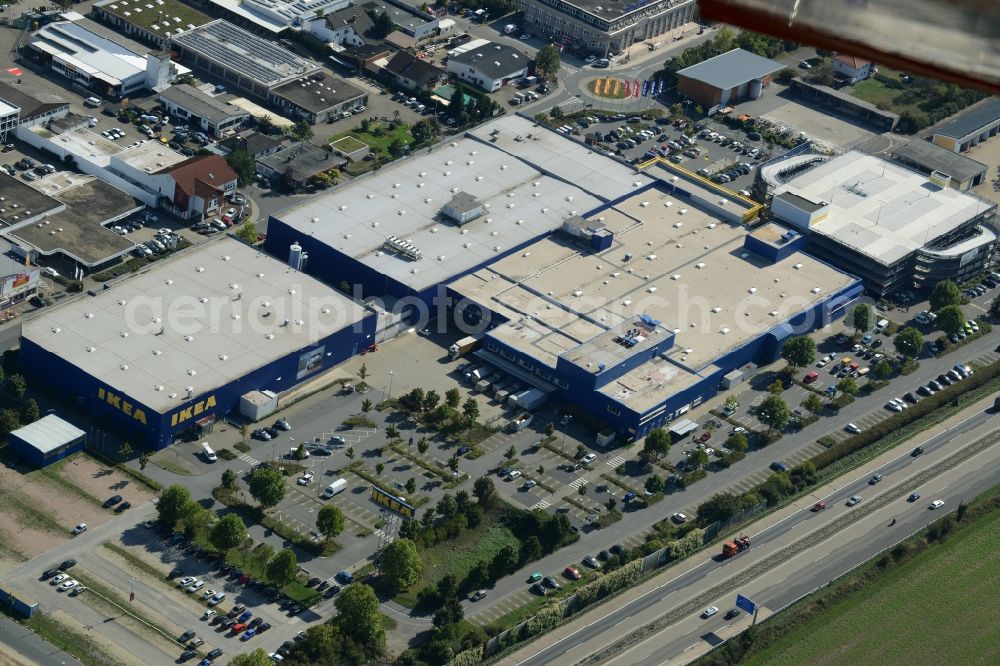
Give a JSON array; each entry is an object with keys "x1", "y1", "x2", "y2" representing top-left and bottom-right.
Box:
[
  {"x1": 385, "y1": 424, "x2": 399, "y2": 440},
  {"x1": 781, "y1": 336, "x2": 816, "y2": 370},
  {"x1": 369, "y1": 9, "x2": 393, "y2": 38},
  {"x1": 248, "y1": 466, "x2": 286, "y2": 508},
  {"x1": 436, "y1": 493, "x2": 457, "y2": 518},
  {"x1": 375, "y1": 462, "x2": 385, "y2": 476},
  {"x1": 266, "y1": 549, "x2": 298, "y2": 586},
  {"x1": 768, "y1": 379, "x2": 784, "y2": 395},
  {"x1": 423, "y1": 390, "x2": 441, "y2": 411},
  {"x1": 411, "y1": 118, "x2": 439, "y2": 144},
  {"x1": 544, "y1": 422, "x2": 555, "y2": 437},
  {"x1": 462, "y1": 398, "x2": 480, "y2": 423},
  {"x1": 405, "y1": 477, "x2": 417, "y2": 495},
  {"x1": 180, "y1": 503, "x2": 212, "y2": 539},
  {"x1": 381, "y1": 537, "x2": 421, "y2": 593},
  {"x1": 802, "y1": 392, "x2": 823, "y2": 415},
  {"x1": 138, "y1": 451, "x2": 151, "y2": 471},
  {"x1": 836, "y1": 376, "x2": 859, "y2": 396},
  {"x1": 643, "y1": 428, "x2": 671, "y2": 461},
  {"x1": 504, "y1": 445, "x2": 516, "y2": 461},
  {"x1": 210, "y1": 513, "x2": 247, "y2": 552},
  {"x1": 229, "y1": 650, "x2": 272, "y2": 666},
  {"x1": 645, "y1": 474, "x2": 664, "y2": 494},
  {"x1": 697, "y1": 492, "x2": 744, "y2": 524},
  {"x1": 935, "y1": 305, "x2": 965, "y2": 336},
  {"x1": 316, "y1": 505, "x2": 344, "y2": 541},
  {"x1": 756, "y1": 394, "x2": 790, "y2": 434},
  {"x1": 358, "y1": 363, "x2": 369, "y2": 382},
  {"x1": 448, "y1": 456, "x2": 459, "y2": 473},
  {"x1": 345, "y1": 446, "x2": 355, "y2": 461},
  {"x1": 253, "y1": 543, "x2": 275, "y2": 569},
  {"x1": 335, "y1": 584, "x2": 384, "y2": 647},
  {"x1": 534, "y1": 44, "x2": 561, "y2": 78},
  {"x1": 851, "y1": 304, "x2": 873, "y2": 335},
  {"x1": 874, "y1": 359, "x2": 892, "y2": 380},
  {"x1": 473, "y1": 476, "x2": 496, "y2": 507},
  {"x1": 490, "y1": 544, "x2": 519, "y2": 578},
  {"x1": 578, "y1": 483, "x2": 587, "y2": 496},
  {"x1": 234, "y1": 221, "x2": 259, "y2": 245},
  {"x1": 0, "y1": 409, "x2": 17, "y2": 438},
  {"x1": 290, "y1": 120, "x2": 313, "y2": 143},
  {"x1": 893, "y1": 326, "x2": 924, "y2": 359},
  {"x1": 990, "y1": 295, "x2": 1000, "y2": 318},
  {"x1": 388, "y1": 138, "x2": 405, "y2": 157},
  {"x1": 929, "y1": 280, "x2": 961, "y2": 311},
  {"x1": 20, "y1": 398, "x2": 39, "y2": 424},
  {"x1": 550, "y1": 105, "x2": 564, "y2": 120},
  {"x1": 686, "y1": 448, "x2": 709, "y2": 469},
  {"x1": 606, "y1": 497, "x2": 617, "y2": 512},
  {"x1": 417, "y1": 438, "x2": 429, "y2": 455},
  {"x1": 433, "y1": 596, "x2": 464, "y2": 628},
  {"x1": 361, "y1": 398, "x2": 373, "y2": 413},
  {"x1": 222, "y1": 469, "x2": 238, "y2": 490},
  {"x1": 445, "y1": 388, "x2": 461, "y2": 409},
  {"x1": 726, "y1": 432, "x2": 749, "y2": 452},
  {"x1": 116, "y1": 441, "x2": 133, "y2": 461},
  {"x1": 224, "y1": 150, "x2": 256, "y2": 186},
  {"x1": 157, "y1": 484, "x2": 193, "y2": 526}
]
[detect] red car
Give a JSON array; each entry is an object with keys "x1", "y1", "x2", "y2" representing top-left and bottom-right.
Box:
[
  {"x1": 563, "y1": 566, "x2": 581, "y2": 580},
  {"x1": 811, "y1": 501, "x2": 826, "y2": 512},
  {"x1": 231, "y1": 623, "x2": 247, "y2": 633},
  {"x1": 697, "y1": 432, "x2": 712, "y2": 443}
]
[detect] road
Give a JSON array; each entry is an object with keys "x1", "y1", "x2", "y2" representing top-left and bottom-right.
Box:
[
  {"x1": 500, "y1": 396, "x2": 1000, "y2": 666},
  {"x1": 0, "y1": 616, "x2": 83, "y2": 666}
]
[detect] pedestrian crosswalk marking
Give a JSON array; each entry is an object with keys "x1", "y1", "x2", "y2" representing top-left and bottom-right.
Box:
[
  {"x1": 239, "y1": 454, "x2": 261, "y2": 466},
  {"x1": 530, "y1": 499, "x2": 551, "y2": 510},
  {"x1": 568, "y1": 477, "x2": 588, "y2": 490},
  {"x1": 607, "y1": 455, "x2": 626, "y2": 467}
]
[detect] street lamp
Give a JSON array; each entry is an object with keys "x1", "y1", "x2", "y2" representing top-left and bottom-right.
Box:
[{"x1": 386, "y1": 370, "x2": 395, "y2": 403}]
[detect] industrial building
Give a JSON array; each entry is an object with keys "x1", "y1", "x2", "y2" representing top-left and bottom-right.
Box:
[
  {"x1": 202, "y1": 0, "x2": 350, "y2": 34},
  {"x1": 20, "y1": 238, "x2": 375, "y2": 449},
  {"x1": 170, "y1": 20, "x2": 321, "y2": 100},
  {"x1": 92, "y1": 0, "x2": 212, "y2": 48},
  {"x1": 8, "y1": 415, "x2": 86, "y2": 468},
  {"x1": 269, "y1": 75, "x2": 367, "y2": 124},
  {"x1": 264, "y1": 116, "x2": 862, "y2": 441},
  {"x1": 932, "y1": 98, "x2": 1000, "y2": 153},
  {"x1": 27, "y1": 13, "x2": 188, "y2": 97},
  {"x1": 771, "y1": 151, "x2": 998, "y2": 297},
  {"x1": 891, "y1": 139, "x2": 988, "y2": 192},
  {"x1": 0, "y1": 82, "x2": 68, "y2": 134},
  {"x1": 158, "y1": 84, "x2": 250, "y2": 138},
  {"x1": 675, "y1": 48, "x2": 783, "y2": 111},
  {"x1": 518, "y1": 0, "x2": 696, "y2": 56},
  {"x1": 446, "y1": 42, "x2": 531, "y2": 92}
]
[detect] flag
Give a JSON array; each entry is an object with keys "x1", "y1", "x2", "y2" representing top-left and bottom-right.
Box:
[
  {"x1": 603, "y1": 78, "x2": 611, "y2": 95},
  {"x1": 5, "y1": 68, "x2": 21, "y2": 77},
  {"x1": 633, "y1": 80, "x2": 640, "y2": 98},
  {"x1": 623, "y1": 80, "x2": 631, "y2": 97},
  {"x1": 658, "y1": 79, "x2": 665, "y2": 94},
  {"x1": 614, "y1": 79, "x2": 622, "y2": 96}
]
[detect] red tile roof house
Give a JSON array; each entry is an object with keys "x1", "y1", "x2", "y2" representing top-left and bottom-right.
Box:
[
  {"x1": 159, "y1": 155, "x2": 237, "y2": 221},
  {"x1": 832, "y1": 55, "x2": 875, "y2": 85}
]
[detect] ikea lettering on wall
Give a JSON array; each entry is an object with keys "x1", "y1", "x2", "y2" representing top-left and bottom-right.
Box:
[
  {"x1": 97, "y1": 387, "x2": 147, "y2": 425},
  {"x1": 370, "y1": 486, "x2": 416, "y2": 518},
  {"x1": 171, "y1": 395, "x2": 217, "y2": 427}
]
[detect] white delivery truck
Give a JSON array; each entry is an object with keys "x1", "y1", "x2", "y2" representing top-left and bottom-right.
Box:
[
  {"x1": 201, "y1": 442, "x2": 217, "y2": 462},
  {"x1": 322, "y1": 478, "x2": 348, "y2": 499}
]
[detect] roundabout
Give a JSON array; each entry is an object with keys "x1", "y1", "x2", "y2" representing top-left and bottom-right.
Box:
[{"x1": 586, "y1": 77, "x2": 633, "y2": 100}]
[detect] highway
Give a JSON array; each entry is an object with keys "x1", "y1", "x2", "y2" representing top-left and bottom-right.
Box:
[{"x1": 502, "y1": 397, "x2": 1000, "y2": 666}]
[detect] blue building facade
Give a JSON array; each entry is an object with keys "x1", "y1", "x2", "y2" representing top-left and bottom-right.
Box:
[{"x1": 20, "y1": 315, "x2": 377, "y2": 450}]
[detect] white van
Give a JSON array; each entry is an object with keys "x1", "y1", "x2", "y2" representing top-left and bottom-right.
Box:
[
  {"x1": 874, "y1": 318, "x2": 889, "y2": 333},
  {"x1": 201, "y1": 442, "x2": 217, "y2": 462},
  {"x1": 322, "y1": 478, "x2": 347, "y2": 498},
  {"x1": 84, "y1": 96, "x2": 101, "y2": 107}
]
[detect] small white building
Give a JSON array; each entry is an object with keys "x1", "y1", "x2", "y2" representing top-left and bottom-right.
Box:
[
  {"x1": 832, "y1": 55, "x2": 874, "y2": 85},
  {"x1": 446, "y1": 42, "x2": 530, "y2": 92},
  {"x1": 305, "y1": 5, "x2": 373, "y2": 47}
]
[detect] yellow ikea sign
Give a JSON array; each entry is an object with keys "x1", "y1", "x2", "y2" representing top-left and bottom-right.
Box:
[
  {"x1": 170, "y1": 395, "x2": 217, "y2": 427},
  {"x1": 97, "y1": 387, "x2": 147, "y2": 425}
]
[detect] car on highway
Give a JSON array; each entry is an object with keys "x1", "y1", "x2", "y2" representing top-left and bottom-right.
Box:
[
  {"x1": 701, "y1": 606, "x2": 719, "y2": 618},
  {"x1": 908, "y1": 492, "x2": 921, "y2": 502},
  {"x1": 911, "y1": 446, "x2": 924, "y2": 456},
  {"x1": 724, "y1": 608, "x2": 741, "y2": 620},
  {"x1": 470, "y1": 590, "x2": 488, "y2": 601},
  {"x1": 930, "y1": 500, "x2": 945, "y2": 509},
  {"x1": 846, "y1": 495, "x2": 862, "y2": 506},
  {"x1": 811, "y1": 501, "x2": 826, "y2": 512},
  {"x1": 869, "y1": 473, "x2": 883, "y2": 485}
]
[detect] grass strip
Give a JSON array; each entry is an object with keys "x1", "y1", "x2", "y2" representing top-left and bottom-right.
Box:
[
  {"x1": 25, "y1": 613, "x2": 125, "y2": 666},
  {"x1": 151, "y1": 457, "x2": 194, "y2": 475},
  {"x1": 0, "y1": 486, "x2": 64, "y2": 534},
  {"x1": 102, "y1": 542, "x2": 166, "y2": 581}
]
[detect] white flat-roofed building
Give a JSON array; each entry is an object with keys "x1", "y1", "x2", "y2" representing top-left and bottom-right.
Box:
[
  {"x1": 204, "y1": 0, "x2": 351, "y2": 34},
  {"x1": 772, "y1": 150, "x2": 998, "y2": 296},
  {"x1": 20, "y1": 237, "x2": 375, "y2": 449},
  {"x1": 170, "y1": 20, "x2": 321, "y2": 100}
]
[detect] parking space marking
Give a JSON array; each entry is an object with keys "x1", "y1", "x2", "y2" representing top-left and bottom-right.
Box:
[
  {"x1": 567, "y1": 477, "x2": 588, "y2": 490},
  {"x1": 607, "y1": 455, "x2": 627, "y2": 467},
  {"x1": 239, "y1": 454, "x2": 261, "y2": 466},
  {"x1": 530, "y1": 499, "x2": 551, "y2": 510}
]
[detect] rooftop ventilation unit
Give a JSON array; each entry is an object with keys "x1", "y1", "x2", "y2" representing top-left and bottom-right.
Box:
[{"x1": 383, "y1": 235, "x2": 422, "y2": 261}]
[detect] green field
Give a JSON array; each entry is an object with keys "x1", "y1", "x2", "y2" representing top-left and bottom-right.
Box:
[
  {"x1": 747, "y1": 508, "x2": 1000, "y2": 666},
  {"x1": 329, "y1": 122, "x2": 414, "y2": 155}
]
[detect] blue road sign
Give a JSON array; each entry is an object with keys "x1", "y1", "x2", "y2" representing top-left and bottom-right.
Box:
[{"x1": 736, "y1": 594, "x2": 757, "y2": 614}]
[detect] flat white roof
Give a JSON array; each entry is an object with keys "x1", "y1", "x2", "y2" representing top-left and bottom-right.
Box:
[
  {"x1": 31, "y1": 20, "x2": 149, "y2": 85},
  {"x1": 276, "y1": 117, "x2": 642, "y2": 292},
  {"x1": 776, "y1": 151, "x2": 995, "y2": 264},
  {"x1": 37, "y1": 126, "x2": 123, "y2": 167},
  {"x1": 0, "y1": 100, "x2": 18, "y2": 118},
  {"x1": 11, "y1": 414, "x2": 86, "y2": 454},
  {"x1": 205, "y1": 0, "x2": 348, "y2": 32},
  {"x1": 22, "y1": 238, "x2": 368, "y2": 412},
  {"x1": 113, "y1": 141, "x2": 187, "y2": 173}
]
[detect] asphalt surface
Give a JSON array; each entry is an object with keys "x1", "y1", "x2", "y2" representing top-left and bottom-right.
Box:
[
  {"x1": 506, "y1": 399, "x2": 1000, "y2": 666},
  {"x1": 0, "y1": 617, "x2": 83, "y2": 666}
]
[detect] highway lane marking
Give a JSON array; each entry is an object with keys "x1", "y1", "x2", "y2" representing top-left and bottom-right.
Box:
[{"x1": 814, "y1": 553, "x2": 827, "y2": 561}]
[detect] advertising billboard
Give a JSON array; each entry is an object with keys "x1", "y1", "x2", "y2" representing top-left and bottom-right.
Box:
[
  {"x1": 370, "y1": 486, "x2": 415, "y2": 518},
  {"x1": 295, "y1": 345, "x2": 325, "y2": 380},
  {"x1": 0, "y1": 268, "x2": 39, "y2": 299}
]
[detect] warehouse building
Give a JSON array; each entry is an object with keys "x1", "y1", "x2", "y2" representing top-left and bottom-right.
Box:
[
  {"x1": 264, "y1": 116, "x2": 862, "y2": 441},
  {"x1": 203, "y1": 0, "x2": 350, "y2": 34},
  {"x1": 932, "y1": 98, "x2": 1000, "y2": 153},
  {"x1": 676, "y1": 48, "x2": 782, "y2": 111},
  {"x1": 8, "y1": 415, "x2": 86, "y2": 468},
  {"x1": 92, "y1": 0, "x2": 212, "y2": 48},
  {"x1": 170, "y1": 20, "x2": 321, "y2": 100},
  {"x1": 270, "y1": 74, "x2": 367, "y2": 124},
  {"x1": 891, "y1": 139, "x2": 988, "y2": 192},
  {"x1": 158, "y1": 84, "x2": 250, "y2": 138},
  {"x1": 518, "y1": 0, "x2": 696, "y2": 56},
  {"x1": 771, "y1": 151, "x2": 998, "y2": 297},
  {"x1": 20, "y1": 238, "x2": 375, "y2": 449}
]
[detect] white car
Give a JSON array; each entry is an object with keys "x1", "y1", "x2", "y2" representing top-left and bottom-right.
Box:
[
  {"x1": 845, "y1": 423, "x2": 862, "y2": 434},
  {"x1": 71, "y1": 523, "x2": 87, "y2": 535},
  {"x1": 816, "y1": 355, "x2": 831, "y2": 367},
  {"x1": 846, "y1": 495, "x2": 861, "y2": 507},
  {"x1": 57, "y1": 579, "x2": 78, "y2": 592},
  {"x1": 298, "y1": 473, "x2": 314, "y2": 486},
  {"x1": 671, "y1": 512, "x2": 688, "y2": 523},
  {"x1": 505, "y1": 470, "x2": 522, "y2": 481},
  {"x1": 522, "y1": 479, "x2": 537, "y2": 489},
  {"x1": 49, "y1": 573, "x2": 68, "y2": 586},
  {"x1": 581, "y1": 453, "x2": 597, "y2": 464},
  {"x1": 186, "y1": 580, "x2": 205, "y2": 593},
  {"x1": 202, "y1": 588, "x2": 216, "y2": 599},
  {"x1": 701, "y1": 606, "x2": 719, "y2": 618},
  {"x1": 202, "y1": 610, "x2": 217, "y2": 620},
  {"x1": 43, "y1": 267, "x2": 60, "y2": 278},
  {"x1": 207, "y1": 592, "x2": 226, "y2": 606},
  {"x1": 930, "y1": 500, "x2": 945, "y2": 509},
  {"x1": 176, "y1": 576, "x2": 195, "y2": 588}
]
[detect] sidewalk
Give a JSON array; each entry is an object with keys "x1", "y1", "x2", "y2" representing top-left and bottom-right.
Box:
[{"x1": 496, "y1": 392, "x2": 999, "y2": 665}]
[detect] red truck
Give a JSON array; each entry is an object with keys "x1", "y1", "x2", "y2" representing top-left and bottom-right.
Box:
[{"x1": 721, "y1": 535, "x2": 751, "y2": 558}]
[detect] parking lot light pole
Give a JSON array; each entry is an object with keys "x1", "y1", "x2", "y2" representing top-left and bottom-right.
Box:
[{"x1": 387, "y1": 371, "x2": 395, "y2": 403}]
